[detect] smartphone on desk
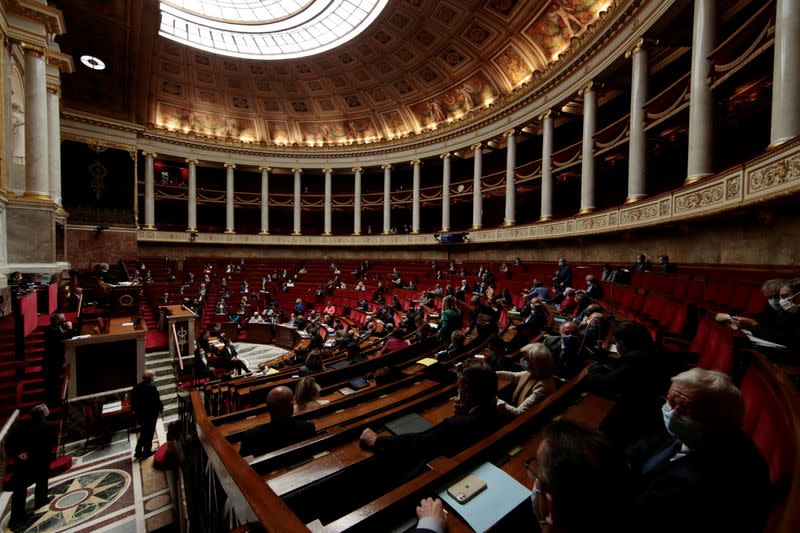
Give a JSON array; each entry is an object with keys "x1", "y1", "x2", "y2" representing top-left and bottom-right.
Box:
[{"x1": 447, "y1": 474, "x2": 487, "y2": 504}]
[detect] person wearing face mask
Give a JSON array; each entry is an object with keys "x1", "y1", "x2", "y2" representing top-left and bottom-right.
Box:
[
  {"x1": 542, "y1": 321, "x2": 586, "y2": 378},
  {"x1": 587, "y1": 321, "x2": 668, "y2": 444},
  {"x1": 731, "y1": 278, "x2": 800, "y2": 352},
  {"x1": 627, "y1": 368, "x2": 770, "y2": 533},
  {"x1": 527, "y1": 420, "x2": 631, "y2": 533},
  {"x1": 495, "y1": 343, "x2": 556, "y2": 417}
]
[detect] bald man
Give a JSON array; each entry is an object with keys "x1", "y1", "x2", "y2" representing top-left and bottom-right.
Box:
[
  {"x1": 239, "y1": 386, "x2": 316, "y2": 458},
  {"x1": 131, "y1": 371, "x2": 163, "y2": 459}
]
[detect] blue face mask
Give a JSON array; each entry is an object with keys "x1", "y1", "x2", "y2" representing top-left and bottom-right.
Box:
[
  {"x1": 662, "y1": 402, "x2": 704, "y2": 447},
  {"x1": 520, "y1": 359, "x2": 530, "y2": 371}
]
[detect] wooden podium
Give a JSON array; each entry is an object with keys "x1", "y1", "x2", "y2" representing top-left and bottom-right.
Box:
[
  {"x1": 99, "y1": 281, "x2": 142, "y2": 316},
  {"x1": 64, "y1": 317, "x2": 147, "y2": 400},
  {"x1": 163, "y1": 305, "x2": 197, "y2": 363}
]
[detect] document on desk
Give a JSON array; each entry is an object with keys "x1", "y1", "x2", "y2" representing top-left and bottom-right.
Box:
[
  {"x1": 438, "y1": 462, "x2": 530, "y2": 533},
  {"x1": 741, "y1": 329, "x2": 790, "y2": 352}
]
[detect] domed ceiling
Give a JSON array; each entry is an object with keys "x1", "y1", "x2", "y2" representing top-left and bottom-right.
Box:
[{"x1": 56, "y1": 0, "x2": 613, "y2": 148}]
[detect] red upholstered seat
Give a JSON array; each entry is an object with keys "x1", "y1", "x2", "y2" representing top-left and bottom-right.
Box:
[{"x1": 740, "y1": 366, "x2": 793, "y2": 485}]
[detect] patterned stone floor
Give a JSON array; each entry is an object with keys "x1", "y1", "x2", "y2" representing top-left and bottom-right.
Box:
[{"x1": 0, "y1": 420, "x2": 175, "y2": 533}]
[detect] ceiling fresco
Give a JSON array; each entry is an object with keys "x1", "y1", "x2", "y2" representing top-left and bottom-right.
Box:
[{"x1": 55, "y1": 0, "x2": 613, "y2": 148}]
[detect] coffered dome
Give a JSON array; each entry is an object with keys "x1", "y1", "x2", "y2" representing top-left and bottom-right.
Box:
[{"x1": 56, "y1": 0, "x2": 614, "y2": 148}]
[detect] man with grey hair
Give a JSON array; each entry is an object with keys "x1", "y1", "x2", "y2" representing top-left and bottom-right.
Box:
[
  {"x1": 732, "y1": 278, "x2": 800, "y2": 352},
  {"x1": 6, "y1": 404, "x2": 58, "y2": 528},
  {"x1": 628, "y1": 367, "x2": 770, "y2": 533},
  {"x1": 131, "y1": 371, "x2": 163, "y2": 460}
]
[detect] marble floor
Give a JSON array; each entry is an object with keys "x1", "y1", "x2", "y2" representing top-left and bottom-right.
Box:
[{"x1": 0, "y1": 420, "x2": 175, "y2": 533}]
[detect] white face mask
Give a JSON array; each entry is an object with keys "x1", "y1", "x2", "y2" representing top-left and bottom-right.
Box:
[{"x1": 779, "y1": 293, "x2": 799, "y2": 313}]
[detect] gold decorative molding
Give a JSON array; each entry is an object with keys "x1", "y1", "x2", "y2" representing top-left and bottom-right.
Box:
[
  {"x1": 380, "y1": 163, "x2": 392, "y2": 170},
  {"x1": 323, "y1": 168, "x2": 333, "y2": 174},
  {"x1": 224, "y1": 229, "x2": 235, "y2": 234},
  {"x1": 46, "y1": 83, "x2": 60, "y2": 95},
  {"x1": 624, "y1": 194, "x2": 647, "y2": 204},
  {"x1": 185, "y1": 158, "x2": 199, "y2": 165},
  {"x1": 578, "y1": 81, "x2": 594, "y2": 96},
  {"x1": 684, "y1": 175, "x2": 708, "y2": 185},
  {"x1": 142, "y1": 225, "x2": 157, "y2": 231},
  {"x1": 351, "y1": 167, "x2": 363, "y2": 173},
  {"x1": 186, "y1": 227, "x2": 198, "y2": 233},
  {"x1": 258, "y1": 166, "x2": 272, "y2": 172},
  {"x1": 538, "y1": 110, "x2": 553, "y2": 121},
  {"x1": 19, "y1": 42, "x2": 46, "y2": 57},
  {"x1": 470, "y1": 143, "x2": 483, "y2": 151},
  {"x1": 440, "y1": 153, "x2": 451, "y2": 160},
  {"x1": 624, "y1": 37, "x2": 645, "y2": 59},
  {"x1": 259, "y1": 230, "x2": 270, "y2": 235},
  {"x1": 538, "y1": 215, "x2": 553, "y2": 222},
  {"x1": 291, "y1": 168, "x2": 303, "y2": 174},
  {"x1": 142, "y1": 151, "x2": 158, "y2": 159},
  {"x1": 503, "y1": 129, "x2": 516, "y2": 138},
  {"x1": 502, "y1": 219, "x2": 515, "y2": 227},
  {"x1": 410, "y1": 159, "x2": 422, "y2": 166},
  {"x1": 223, "y1": 162, "x2": 236, "y2": 169},
  {"x1": 578, "y1": 207, "x2": 595, "y2": 214}
]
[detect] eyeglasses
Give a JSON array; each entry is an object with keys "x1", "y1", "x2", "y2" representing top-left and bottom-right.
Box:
[{"x1": 524, "y1": 457, "x2": 540, "y2": 481}]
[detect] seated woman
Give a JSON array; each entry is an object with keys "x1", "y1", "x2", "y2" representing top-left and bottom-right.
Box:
[
  {"x1": 382, "y1": 328, "x2": 410, "y2": 354},
  {"x1": 294, "y1": 377, "x2": 330, "y2": 413},
  {"x1": 559, "y1": 288, "x2": 578, "y2": 316},
  {"x1": 324, "y1": 301, "x2": 336, "y2": 316},
  {"x1": 496, "y1": 343, "x2": 556, "y2": 417},
  {"x1": 299, "y1": 349, "x2": 326, "y2": 376}
]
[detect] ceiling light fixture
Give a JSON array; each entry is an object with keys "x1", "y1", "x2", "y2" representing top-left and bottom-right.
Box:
[{"x1": 80, "y1": 55, "x2": 106, "y2": 70}]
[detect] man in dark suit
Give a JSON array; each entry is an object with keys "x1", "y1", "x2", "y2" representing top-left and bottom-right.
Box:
[
  {"x1": 628, "y1": 367, "x2": 771, "y2": 533},
  {"x1": 584, "y1": 274, "x2": 604, "y2": 300},
  {"x1": 553, "y1": 258, "x2": 572, "y2": 292},
  {"x1": 5, "y1": 404, "x2": 58, "y2": 529},
  {"x1": 542, "y1": 321, "x2": 587, "y2": 378},
  {"x1": 239, "y1": 386, "x2": 316, "y2": 457},
  {"x1": 131, "y1": 371, "x2": 163, "y2": 460},
  {"x1": 43, "y1": 313, "x2": 74, "y2": 404},
  {"x1": 359, "y1": 359, "x2": 501, "y2": 464}
]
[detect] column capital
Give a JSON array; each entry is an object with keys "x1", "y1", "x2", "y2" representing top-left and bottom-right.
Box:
[
  {"x1": 352, "y1": 167, "x2": 363, "y2": 173},
  {"x1": 142, "y1": 150, "x2": 158, "y2": 158},
  {"x1": 291, "y1": 168, "x2": 303, "y2": 174},
  {"x1": 381, "y1": 163, "x2": 392, "y2": 170},
  {"x1": 503, "y1": 129, "x2": 516, "y2": 138},
  {"x1": 410, "y1": 159, "x2": 422, "y2": 166},
  {"x1": 224, "y1": 162, "x2": 236, "y2": 169},
  {"x1": 258, "y1": 166, "x2": 271, "y2": 172},
  {"x1": 46, "y1": 83, "x2": 60, "y2": 95},
  {"x1": 20, "y1": 42, "x2": 47, "y2": 57},
  {"x1": 625, "y1": 37, "x2": 658, "y2": 59},
  {"x1": 470, "y1": 143, "x2": 483, "y2": 151},
  {"x1": 440, "y1": 152, "x2": 451, "y2": 160},
  {"x1": 538, "y1": 109, "x2": 554, "y2": 121},
  {"x1": 185, "y1": 158, "x2": 199, "y2": 165},
  {"x1": 578, "y1": 80, "x2": 594, "y2": 96},
  {"x1": 323, "y1": 168, "x2": 333, "y2": 174}
]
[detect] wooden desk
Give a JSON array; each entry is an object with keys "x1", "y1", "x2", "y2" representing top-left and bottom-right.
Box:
[
  {"x1": 64, "y1": 316, "x2": 147, "y2": 399},
  {"x1": 163, "y1": 305, "x2": 197, "y2": 362}
]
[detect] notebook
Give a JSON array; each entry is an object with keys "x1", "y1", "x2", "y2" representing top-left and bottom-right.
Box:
[{"x1": 384, "y1": 412, "x2": 434, "y2": 435}]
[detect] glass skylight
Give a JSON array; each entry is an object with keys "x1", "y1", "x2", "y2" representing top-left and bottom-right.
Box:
[{"x1": 159, "y1": 0, "x2": 389, "y2": 60}]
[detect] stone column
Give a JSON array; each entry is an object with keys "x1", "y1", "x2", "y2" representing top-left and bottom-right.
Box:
[
  {"x1": 142, "y1": 151, "x2": 157, "y2": 230},
  {"x1": 626, "y1": 39, "x2": 648, "y2": 202},
  {"x1": 540, "y1": 111, "x2": 554, "y2": 221},
  {"x1": 441, "y1": 153, "x2": 451, "y2": 231},
  {"x1": 292, "y1": 168, "x2": 302, "y2": 235},
  {"x1": 686, "y1": 0, "x2": 717, "y2": 183},
  {"x1": 471, "y1": 143, "x2": 483, "y2": 229},
  {"x1": 186, "y1": 158, "x2": 198, "y2": 232},
  {"x1": 771, "y1": 0, "x2": 800, "y2": 147},
  {"x1": 259, "y1": 166, "x2": 270, "y2": 235},
  {"x1": 46, "y1": 84, "x2": 61, "y2": 205},
  {"x1": 352, "y1": 167, "x2": 362, "y2": 235},
  {"x1": 23, "y1": 44, "x2": 49, "y2": 199},
  {"x1": 224, "y1": 162, "x2": 235, "y2": 234},
  {"x1": 323, "y1": 168, "x2": 333, "y2": 235},
  {"x1": 579, "y1": 82, "x2": 596, "y2": 214},
  {"x1": 503, "y1": 130, "x2": 516, "y2": 226},
  {"x1": 380, "y1": 163, "x2": 392, "y2": 234},
  {"x1": 411, "y1": 159, "x2": 421, "y2": 234}
]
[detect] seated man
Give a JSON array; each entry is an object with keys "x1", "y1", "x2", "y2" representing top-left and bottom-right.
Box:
[
  {"x1": 628, "y1": 367, "x2": 771, "y2": 533},
  {"x1": 584, "y1": 274, "x2": 603, "y2": 300},
  {"x1": 530, "y1": 420, "x2": 631, "y2": 533},
  {"x1": 239, "y1": 386, "x2": 316, "y2": 458},
  {"x1": 542, "y1": 321, "x2": 587, "y2": 378},
  {"x1": 731, "y1": 278, "x2": 800, "y2": 351},
  {"x1": 360, "y1": 359, "x2": 502, "y2": 464}
]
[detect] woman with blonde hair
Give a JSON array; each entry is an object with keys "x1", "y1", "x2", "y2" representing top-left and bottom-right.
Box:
[
  {"x1": 496, "y1": 343, "x2": 556, "y2": 416},
  {"x1": 294, "y1": 377, "x2": 329, "y2": 412},
  {"x1": 436, "y1": 295, "x2": 463, "y2": 345}
]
